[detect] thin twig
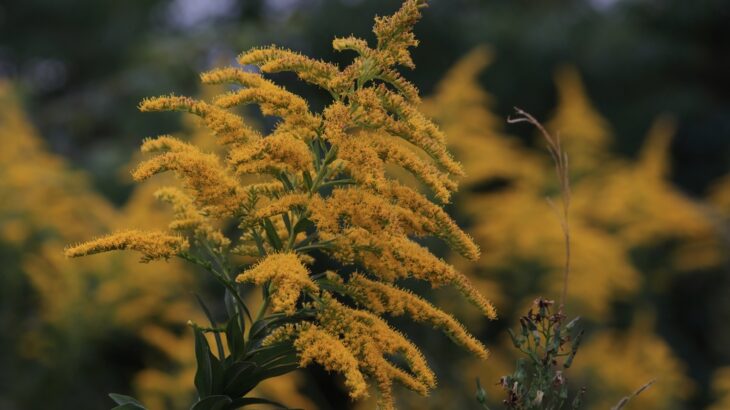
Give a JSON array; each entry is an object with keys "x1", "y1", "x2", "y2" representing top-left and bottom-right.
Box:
[
  {"x1": 508, "y1": 107, "x2": 572, "y2": 314},
  {"x1": 610, "y1": 379, "x2": 656, "y2": 410}
]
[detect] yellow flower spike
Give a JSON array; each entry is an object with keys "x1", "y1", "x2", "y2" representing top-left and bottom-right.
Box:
[
  {"x1": 139, "y1": 95, "x2": 259, "y2": 145},
  {"x1": 200, "y1": 66, "x2": 267, "y2": 88},
  {"x1": 206, "y1": 69, "x2": 320, "y2": 138},
  {"x1": 345, "y1": 273, "x2": 489, "y2": 359},
  {"x1": 237, "y1": 46, "x2": 341, "y2": 91},
  {"x1": 348, "y1": 86, "x2": 463, "y2": 178},
  {"x1": 264, "y1": 323, "x2": 368, "y2": 400},
  {"x1": 228, "y1": 131, "x2": 314, "y2": 176},
  {"x1": 316, "y1": 294, "x2": 436, "y2": 408},
  {"x1": 254, "y1": 194, "x2": 310, "y2": 221},
  {"x1": 138, "y1": 134, "x2": 192, "y2": 153},
  {"x1": 153, "y1": 187, "x2": 230, "y2": 250},
  {"x1": 310, "y1": 199, "x2": 490, "y2": 315},
  {"x1": 375, "y1": 86, "x2": 464, "y2": 176},
  {"x1": 636, "y1": 115, "x2": 675, "y2": 180},
  {"x1": 366, "y1": 132, "x2": 456, "y2": 203},
  {"x1": 308, "y1": 186, "x2": 481, "y2": 261},
  {"x1": 64, "y1": 230, "x2": 189, "y2": 262},
  {"x1": 548, "y1": 65, "x2": 612, "y2": 174},
  {"x1": 372, "y1": 0, "x2": 424, "y2": 69},
  {"x1": 355, "y1": 233, "x2": 496, "y2": 319},
  {"x1": 213, "y1": 81, "x2": 308, "y2": 117},
  {"x1": 383, "y1": 183, "x2": 480, "y2": 260},
  {"x1": 377, "y1": 67, "x2": 421, "y2": 103},
  {"x1": 308, "y1": 187, "x2": 416, "y2": 235},
  {"x1": 132, "y1": 137, "x2": 244, "y2": 217},
  {"x1": 235, "y1": 253, "x2": 317, "y2": 315},
  {"x1": 332, "y1": 36, "x2": 372, "y2": 57}
]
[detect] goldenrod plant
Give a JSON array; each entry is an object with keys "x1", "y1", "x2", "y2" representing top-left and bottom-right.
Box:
[
  {"x1": 66, "y1": 1, "x2": 496, "y2": 409},
  {"x1": 0, "y1": 81, "x2": 199, "y2": 408}
]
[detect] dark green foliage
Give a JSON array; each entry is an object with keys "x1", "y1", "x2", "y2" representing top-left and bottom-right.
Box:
[{"x1": 494, "y1": 298, "x2": 584, "y2": 410}]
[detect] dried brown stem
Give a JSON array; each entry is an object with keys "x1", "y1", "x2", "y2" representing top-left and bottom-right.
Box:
[
  {"x1": 610, "y1": 379, "x2": 656, "y2": 410},
  {"x1": 508, "y1": 107, "x2": 572, "y2": 314}
]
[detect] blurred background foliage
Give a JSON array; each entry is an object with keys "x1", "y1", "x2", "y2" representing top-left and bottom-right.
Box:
[{"x1": 1, "y1": 0, "x2": 729, "y2": 409}]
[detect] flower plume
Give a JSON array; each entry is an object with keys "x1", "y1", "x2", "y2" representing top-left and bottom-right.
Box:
[
  {"x1": 65, "y1": 230, "x2": 188, "y2": 262},
  {"x1": 66, "y1": 1, "x2": 494, "y2": 408}
]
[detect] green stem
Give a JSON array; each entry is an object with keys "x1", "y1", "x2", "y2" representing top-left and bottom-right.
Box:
[
  {"x1": 294, "y1": 241, "x2": 334, "y2": 253},
  {"x1": 254, "y1": 293, "x2": 271, "y2": 324},
  {"x1": 318, "y1": 179, "x2": 356, "y2": 190},
  {"x1": 244, "y1": 287, "x2": 272, "y2": 344},
  {"x1": 309, "y1": 146, "x2": 337, "y2": 195}
]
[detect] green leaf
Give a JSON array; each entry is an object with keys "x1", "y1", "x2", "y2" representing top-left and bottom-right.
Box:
[
  {"x1": 109, "y1": 394, "x2": 145, "y2": 406},
  {"x1": 248, "y1": 315, "x2": 285, "y2": 343},
  {"x1": 507, "y1": 328, "x2": 521, "y2": 348},
  {"x1": 262, "y1": 219, "x2": 282, "y2": 250},
  {"x1": 110, "y1": 394, "x2": 147, "y2": 409},
  {"x1": 292, "y1": 218, "x2": 314, "y2": 235},
  {"x1": 302, "y1": 171, "x2": 313, "y2": 190},
  {"x1": 245, "y1": 342, "x2": 295, "y2": 366},
  {"x1": 225, "y1": 287, "x2": 253, "y2": 324},
  {"x1": 281, "y1": 212, "x2": 292, "y2": 232},
  {"x1": 564, "y1": 329, "x2": 585, "y2": 369},
  {"x1": 223, "y1": 361, "x2": 258, "y2": 396},
  {"x1": 247, "y1": 311, "x2": 313, "y2": 344},
  {"x1": 475, "y1": 378, "x2": 491, "y2": 409},
  {"x1": 226, "y1": 317, "x2": 246, "y2": 361},
  {"x1": 191, "y1": 395, "x2": 233, "y2": 410},
  {"x1": 112, "y1": 405, "x2": 147, "y2": 410},
  {"x1": 195, "y1": 293, "x2": 225, "y2": 360},
  {"x1": 194, "y1": 327, "x2": 214, "y2": 398},
  {"x1": 277, "y1": 173, "x2": 295, "y2": 191},
  {"x1": 255, "y1": 362, "x2": 299, "y2": 381},
  {"x1": 259, "y1": 350, "x2": 298, "y2": 369},
  {"x1": 210, "y1": 350, "x2": 225, "y2": 396},
  {"x1": 565, "y1": 316, "x2": 581, "y2": 331}
]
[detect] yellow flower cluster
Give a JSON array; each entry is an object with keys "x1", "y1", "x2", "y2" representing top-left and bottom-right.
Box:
[
  {"x1": 139, "y1": 94, "x2": 260, "y2": 145},
  {"x1": 313, "y1": 293, "x2": 436, "y2": 406},
  {"x1": 236, "y1": 253, "x2": 317, "y2": 315},
  {"x1": 572, "y1": 315, "x2": 693, "y2": 409},
  {"x1": 154, "y1": 187, "x2": 230, "y2": 251},
  {"x1": 709, "y1": 367, "x2": 730, "y2": 410},
  {"x1": 66, "y1": 1, "x2": 493, "y2": 408},
  {"x1": 133, "y1": 135, "x2": 246, "y2": 217},
  {"x1": 425, "y1": 46, "x2": 720, "y2": 323},
  {"x1": 65, "y1": 229, "x2": 189, "y2": 262},
  {"x1": 407, "y1": 46, "x2": 723, "y2": 409},
  {"x1": 343, "y1": 273, "x2": 489, "y2": 359},
  {"x1": 0, "y1": 81, "x2": 201, "y2": 407},
  {"x1": 547, "y1": 66, "x2": 613, "y2": 175},
  {"x1": 264, "y1": 322, "x2": 368, "y2": 399}
]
